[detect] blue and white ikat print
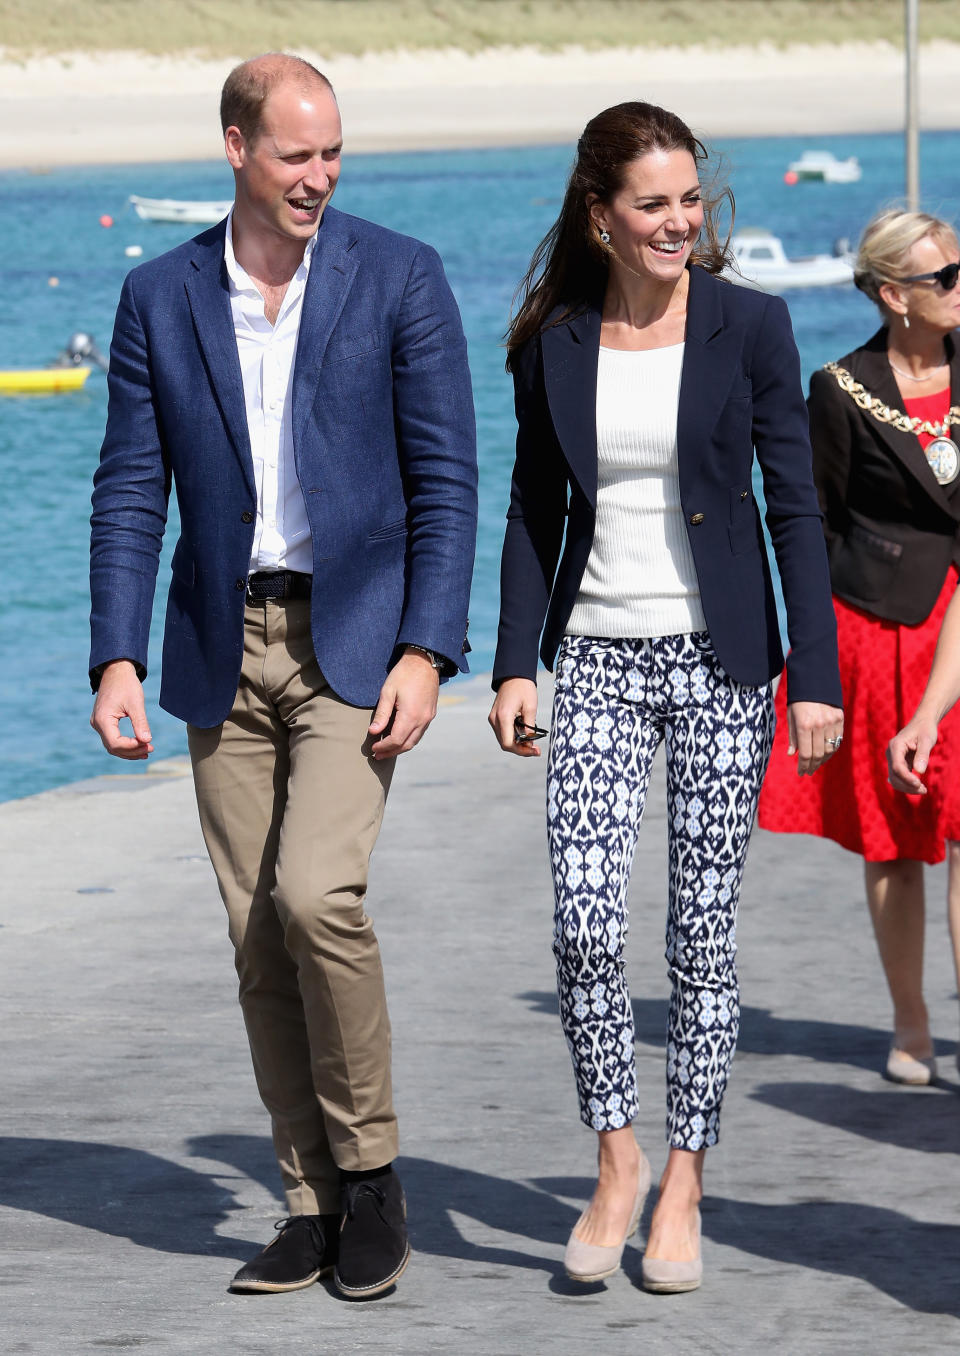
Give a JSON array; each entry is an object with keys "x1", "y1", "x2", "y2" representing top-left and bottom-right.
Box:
[{"x1": 547, "y1": 632, "x2": 774, "y2": 1150}]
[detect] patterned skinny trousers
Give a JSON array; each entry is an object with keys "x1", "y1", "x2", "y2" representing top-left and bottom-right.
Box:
[{"x1": 547, "y1": 633, "x2": 775, "y2": 1150}]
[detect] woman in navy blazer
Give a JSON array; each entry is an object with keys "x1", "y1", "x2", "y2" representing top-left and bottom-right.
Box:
[{"x1": 489, "y1": 102, "x2": 842, "y2": 1294}]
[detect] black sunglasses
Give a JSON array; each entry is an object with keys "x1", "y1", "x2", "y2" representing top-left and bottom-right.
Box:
[
  {"x1": 514, "y1": 716, "x2": 549, "y2": 745},
  {"x1": 900, "y1": 260, "x2": 960, "y2": 290}
]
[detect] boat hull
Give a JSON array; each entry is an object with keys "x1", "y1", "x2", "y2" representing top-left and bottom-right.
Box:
[
  {"x1": 732, "y1": 259, "x2": 854, "y2": 291},
  {"x1": 129, "y1": 195, "x2": 232, "y2": 225},
  {"x1": 0, "y1": 367, "x2": 91, "y2": 394}
]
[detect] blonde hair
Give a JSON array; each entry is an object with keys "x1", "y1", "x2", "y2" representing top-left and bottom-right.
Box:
[{"x1": 854, "y1": 208, "x2": 958, "y2": 312}]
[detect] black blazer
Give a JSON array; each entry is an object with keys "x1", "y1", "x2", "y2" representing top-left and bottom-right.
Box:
[
  {"x1": 809, "y1": 327, "x2": 960, "y2": 626},
  {"x1": 493, "y1": 265, "x2": 842, "y2": 707}
]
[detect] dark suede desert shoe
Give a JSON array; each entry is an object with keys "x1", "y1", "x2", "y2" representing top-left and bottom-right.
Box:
[
  {"x1": 335, "y1": 1168, "x2": 411, "y2": 1299},
  {"x1": 230, "y1": 1213, "x2": 339, "y2": 1293}
]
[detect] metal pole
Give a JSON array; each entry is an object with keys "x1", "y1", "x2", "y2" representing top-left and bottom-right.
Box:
[{"x1": 905, "y1": 0, "x2": 919, "y2": 209}]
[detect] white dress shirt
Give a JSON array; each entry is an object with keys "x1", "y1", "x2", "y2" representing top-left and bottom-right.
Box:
[{"x1": 224, "y1": 211, "x2": 315, "y2": 575}]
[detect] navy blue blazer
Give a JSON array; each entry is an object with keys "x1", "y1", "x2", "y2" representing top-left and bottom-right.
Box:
[
  {"x1": 90, "y1": 207, "x2": 478, "y2": 726},
  {"x1": 493, "y1": 265, "x2": 841, "y2": 707}
]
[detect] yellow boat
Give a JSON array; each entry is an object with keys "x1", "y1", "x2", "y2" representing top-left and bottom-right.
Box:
[{"x1": 0, "y1": 366, "x2": 92, "y2": 395}]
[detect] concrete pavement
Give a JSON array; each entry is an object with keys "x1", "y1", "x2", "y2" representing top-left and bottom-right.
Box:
[{"x1": 1, "y1": 673, "x2": 958, "y2": 1354}]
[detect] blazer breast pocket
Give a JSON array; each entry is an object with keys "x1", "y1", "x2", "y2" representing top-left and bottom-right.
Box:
[
  {"x1": 324, "y1": 331, "x2": 382, "y2": 364},
  {"x1": 713, "y1": 390, "x2": 753, "y2": 446}
]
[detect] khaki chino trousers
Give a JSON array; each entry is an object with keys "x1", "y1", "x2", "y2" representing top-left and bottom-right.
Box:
[{"x1": 188, "y1": 599, "x2": 397, "y2": 1215}]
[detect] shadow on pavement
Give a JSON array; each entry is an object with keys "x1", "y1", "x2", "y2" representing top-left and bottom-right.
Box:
[
  {"x1": 750, "y1": 1079, "x2": 960, "y2": 1151},
  {"x1": 199, "y1": 1134, "x2": 960, "y2": 1315},
  {"x1": 190, "y1": 1133, "x2": 570, "y2": 1275},
  {"x1": 0, "y1": 1136, "x2": 251, "y2": 1259},
  {"x1": 9, "y1": 1133, "x2": 955, "y2": 1315},
  {"x1": 704, "y1": 1196, "x2": 960, "y2": 1317},
  {"x1": 518, "y1": 990, "x2": 954, "y2": 1071}
]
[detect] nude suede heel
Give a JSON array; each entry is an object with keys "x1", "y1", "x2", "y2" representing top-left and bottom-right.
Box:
[
  {"x1": 641, "y1": 1208, "x2": 702, "y2": 1294},
  {"x1": 886, "y1": 1047, "x2": 937, "y2": 1085},
  {"x1": 564, "y1": 1148, "x2": 652, "y2": 1283}
]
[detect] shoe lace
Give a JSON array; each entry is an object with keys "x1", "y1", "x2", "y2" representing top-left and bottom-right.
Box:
[
  {"x1": 342, "y1": 1180, "x2": 386, "y2": 1221},
  {"x1": 274, "y1": 1215, "x2": 329, "y2": 1249}
]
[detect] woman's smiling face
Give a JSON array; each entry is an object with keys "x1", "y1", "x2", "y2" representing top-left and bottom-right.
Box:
[{"x1": 590, "y1": 148, "x2": 704, "y2": 284}]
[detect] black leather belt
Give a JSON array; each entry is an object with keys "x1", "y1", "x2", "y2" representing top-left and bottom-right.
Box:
[{"x1": 246, "y1": 571, "x2": 312, "y2": 602}]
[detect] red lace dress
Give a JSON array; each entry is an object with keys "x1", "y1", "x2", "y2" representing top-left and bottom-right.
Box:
[{"x1": 757, "y1": 387, "x2": 960, "y2": 864}]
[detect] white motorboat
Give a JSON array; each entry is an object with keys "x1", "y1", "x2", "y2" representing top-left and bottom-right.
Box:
[
  {"x1": 129, "y1": 195, "x2": 232, "y2": 225},
  {"x1": 786, "y1": 150, "x2": 862, "y2": 183},
  {"x1": 723, "y1": 229, "x2": 855, "y2": 293}
]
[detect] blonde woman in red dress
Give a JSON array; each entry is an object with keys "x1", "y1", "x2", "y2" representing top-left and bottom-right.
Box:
[{"x1": 758, "y1": 209, "x2": 960, "y2": 1083}]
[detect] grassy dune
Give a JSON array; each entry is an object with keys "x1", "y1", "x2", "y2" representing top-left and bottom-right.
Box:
[{"x1": 1, "y1": 0, "x2": 958, "y2": 58}]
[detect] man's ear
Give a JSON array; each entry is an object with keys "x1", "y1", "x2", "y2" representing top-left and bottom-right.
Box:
[{"x1": 224, "y1": 125, "x2": 246, "y2": 171}]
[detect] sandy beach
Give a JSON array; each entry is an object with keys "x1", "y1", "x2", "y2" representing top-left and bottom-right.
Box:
[{"x1": 1, "y1": 40, "x2": 959, "y2": 169}]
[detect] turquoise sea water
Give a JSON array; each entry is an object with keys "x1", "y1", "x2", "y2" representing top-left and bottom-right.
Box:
[{"x1": 2, "y1": 130, "x2": 959, "y2": 801}]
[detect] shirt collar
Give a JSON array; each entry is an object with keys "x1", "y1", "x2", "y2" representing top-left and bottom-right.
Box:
[{"x1": 223, "y1": 209, "x2": 319, "y2": 295}]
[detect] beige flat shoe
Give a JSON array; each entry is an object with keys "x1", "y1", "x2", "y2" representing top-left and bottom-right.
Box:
[
  {"x1": 641, "y1": 1208, "x2": 702, "y2": 1295},
  {"x1": 886, "y1": 1047, "x2": 937, "y2": 1085},
  {"x1": 564, "y1": 1147, "x2": 652, "y2": 1283}
]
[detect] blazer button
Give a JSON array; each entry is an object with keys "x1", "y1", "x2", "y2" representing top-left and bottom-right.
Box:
[
  {"x1": 689, "y1": 512, "x2": 705, "y2": 525},
  {"x1": 235, "y1": 578, "x2": 245, "y2": 591},
  {"x1": 740, "y1": 490, "x2": 749, "y2": 501},
  {"x1": 241, "y1": 510, "x2": 253, "y2": 523}
]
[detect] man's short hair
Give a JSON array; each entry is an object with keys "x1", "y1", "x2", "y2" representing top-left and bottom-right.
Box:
[{"x1": 220, "y1": 54, "x2": 333, "y2": 144}]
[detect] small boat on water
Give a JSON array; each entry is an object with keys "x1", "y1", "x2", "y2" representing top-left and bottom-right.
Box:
[
  {"x1": 724, "y1": 229, "x2": 855, "y2": 293},
  {"x1": 0, "y1": 333, "x2": 108, "y2": 396},
  {"x1": 786, "y1": 150, "x2": 862, "y2": 184},
  {"x1": 129, "y1": 195, "x2": 232, "y2": 225}
]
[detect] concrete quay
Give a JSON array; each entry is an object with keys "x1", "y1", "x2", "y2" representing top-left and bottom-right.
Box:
[{"x1": 1, "y1": 672, "x2": 957, "y2": 1354}]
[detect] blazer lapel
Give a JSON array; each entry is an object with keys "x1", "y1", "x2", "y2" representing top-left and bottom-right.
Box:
[
  {"x1": 542, "y1": 304, "x2": 602, "y2": 505},
  {"x1": 851, "y1": 330, "x2": 959, "y2": 518},
  {"x1": 677, "y1": 267, "x2": 743, "y2": 487},
  {"x1": 184, "y1": 224, "x2": 255, "y2": 497},
  {"x1": 292, "y1": 208, "x2": 360, "y2": 455}
]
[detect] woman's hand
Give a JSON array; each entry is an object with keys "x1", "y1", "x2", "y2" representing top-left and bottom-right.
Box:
[
  {"x1": 786, "y1": 701, "x2": 844, "y2": 776},
  {"x1": 887, "y1": 585, "x2": 960, "y2": 794},
  {"x1": 887, "y1": 713, "x2": 938, "y2": 794},
  {"x1": 488, "y1": 677, "x2": 542, "y2": 757}
]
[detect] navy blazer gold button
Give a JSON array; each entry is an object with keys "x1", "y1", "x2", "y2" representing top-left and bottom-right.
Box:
[
  {"x1": 689, "y1": 513, "x2": 705, "y2": 525},
  {"x1": 241, "y1": 510, "x2": 253, "y2": 523}
]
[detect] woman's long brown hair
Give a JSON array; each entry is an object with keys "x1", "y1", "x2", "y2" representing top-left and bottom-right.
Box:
[{"x1": 505, "y1": 101, "x2": 734, "y2": 370}]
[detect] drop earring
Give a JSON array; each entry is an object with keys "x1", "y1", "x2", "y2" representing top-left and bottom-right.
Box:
[
  {"x1": 903, "y1": 314, "x2": 910, "y2": 329},
  {"x1": 600, "y1": 228, "x2": 610, "y2": 245}
]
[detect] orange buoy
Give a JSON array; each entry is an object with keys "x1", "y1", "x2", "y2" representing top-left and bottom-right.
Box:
[
  {"x1": 783, "y1": 171, "x2": 799, "y2": 185},
  {"x1": 99, "y1": 214, "x2": 114, "y2": 227}
]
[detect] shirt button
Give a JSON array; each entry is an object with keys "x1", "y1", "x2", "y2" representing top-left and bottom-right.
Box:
[
  {"x1": 235, "y1": 578, "x2": 246, "y2": 591},
  {"x1": 241, "y1": 511, "x2": 253, "y2": 523},
  {"x1": 689, "y1": 512, "x2": 705, "y2": 525}
]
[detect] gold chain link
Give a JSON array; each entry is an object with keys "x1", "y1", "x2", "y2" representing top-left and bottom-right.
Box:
[{"x1": 824, "y1": 361, "x2": 960, "y2": 437}]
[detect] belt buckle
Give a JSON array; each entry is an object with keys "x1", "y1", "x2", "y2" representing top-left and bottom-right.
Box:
[{"x1": 245, "y1": 571, "x2": 281, "y2": 603}]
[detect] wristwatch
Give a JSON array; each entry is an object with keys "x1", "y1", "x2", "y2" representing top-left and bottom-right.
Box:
[{"x1": 405, "y1": 644, "x2": 443, "y2": 671}]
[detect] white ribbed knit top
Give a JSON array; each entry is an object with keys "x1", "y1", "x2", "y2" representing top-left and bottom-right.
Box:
[{"x1": 565, "y1": 343, "x2": 707, "y2": 639}]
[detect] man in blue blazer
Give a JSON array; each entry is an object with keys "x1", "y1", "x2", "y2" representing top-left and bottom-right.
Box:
[{"x1": 89, "y1": 54, "x2": 477, "y2": 1299}]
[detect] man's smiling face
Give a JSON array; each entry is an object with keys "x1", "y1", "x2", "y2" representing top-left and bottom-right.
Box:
[{"x1": 226, "y1": 81, "x2": 343, "y2": 250}]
